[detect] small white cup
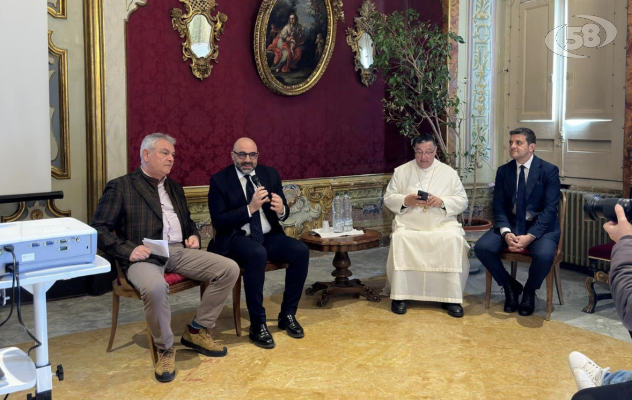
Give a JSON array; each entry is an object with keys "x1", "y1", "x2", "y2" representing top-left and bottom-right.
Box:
[{"x1": 322, "y1": 220, "x2": 331, "y2": 231}]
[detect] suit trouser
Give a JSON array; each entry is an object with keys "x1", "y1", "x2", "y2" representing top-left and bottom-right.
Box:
[
  {"x1": 127, "y1": 244, "x2": 240, "y2": 350},
  {"x1": 474, "y1": 228, "x2": 557, "y2": 292},
  {"x1": 226, "y1": 232, "x2": 309, "y2": 326}
]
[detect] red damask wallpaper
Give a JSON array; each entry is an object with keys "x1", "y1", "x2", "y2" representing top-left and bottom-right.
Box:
[{"x1": 126, "y1": 0, "x2": 443, "y2": 186}]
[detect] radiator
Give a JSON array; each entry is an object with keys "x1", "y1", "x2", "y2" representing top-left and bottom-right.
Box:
[{"x1": 562, "y1": 189, "x2": 617, "y2": 267}]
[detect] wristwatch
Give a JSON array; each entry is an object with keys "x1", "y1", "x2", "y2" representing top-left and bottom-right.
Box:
[
  {"x1": 440, "y1": 202, "x2": 446, "y2": 210},
  {"x1": 501, "y1": 231, "x2": 510, "y2": 241}
]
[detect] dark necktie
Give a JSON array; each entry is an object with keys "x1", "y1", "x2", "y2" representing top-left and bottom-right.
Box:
[
  {"x1": 245, "y1": 175, "x2": 264, "y2": 244},
  {"x1": 515, "y1": 165, "x2": 527, "y2": 236}
]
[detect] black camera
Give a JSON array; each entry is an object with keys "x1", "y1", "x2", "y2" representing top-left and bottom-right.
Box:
[
  {"x1": 583, "y1": 194, "x2": 632, "y2": 222},
  {"x1": 417, "y1": 190, "x2": 429, "y2": 201}
]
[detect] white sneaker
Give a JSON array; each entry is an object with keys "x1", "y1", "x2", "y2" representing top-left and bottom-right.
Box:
[
  {"x1": 568, "y1": 351, "x2": 610, "y2": 389},
  {"x1": 572, "y1": 368, "x2": 597, "y2": 390}
]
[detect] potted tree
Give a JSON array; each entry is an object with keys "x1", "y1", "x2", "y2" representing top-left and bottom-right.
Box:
[{"x1": 371, "y1": 9, "x2": 491, "y2": 263}]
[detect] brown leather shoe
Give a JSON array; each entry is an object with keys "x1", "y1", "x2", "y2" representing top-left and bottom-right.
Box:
[
  {"x1": 181, "y1": 326, "x2": 227, "y2": 357},
  {"x1": 155, "y1": 347, "x2": 176, "y2": 383}
]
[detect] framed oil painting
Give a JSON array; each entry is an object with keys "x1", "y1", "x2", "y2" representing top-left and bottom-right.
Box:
[{"x1": 254, "y1": 0, "x2": 344, "y2": 96}]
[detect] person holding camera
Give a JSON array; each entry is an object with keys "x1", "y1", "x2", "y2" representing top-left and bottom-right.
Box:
[
  {"x1": 474, "y1": 127, "x2": 561, "y2": 316},
  {"x1": 568, "y1": 204, "x2": 632, "y2": 398},
  {"x1": 382, "y1": 133, "x2": 469, "y2": 317}
]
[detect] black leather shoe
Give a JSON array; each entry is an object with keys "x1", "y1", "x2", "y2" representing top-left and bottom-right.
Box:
[
  {"x1": 441, "y1": 303, "x2": 464, "y2": 318},
  {"x1": 391, "y1": 300, "x2": 407, "y2": 315},
  {"x1": 278, "y1": 314, "x2": 304, "y2": 338},
  {"x1": 248, "y1": 324, "x2": 275, "y2": 349},
  {"x1": 518, "y1": 291, "x2": 536, "y2": 316},
  {"x1": 503, "y1": 277, "x2": 523, "y2": 313}
]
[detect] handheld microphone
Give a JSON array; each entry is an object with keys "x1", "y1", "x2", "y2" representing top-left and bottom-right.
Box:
[
  {"x1": 249, "y1": 175, "x2": 271, "y2": 202},
  {"x1": 250, "y1": 175, "x2": 262, "y2": 188}
]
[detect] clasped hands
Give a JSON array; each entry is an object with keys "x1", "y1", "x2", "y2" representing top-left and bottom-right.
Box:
[
  {"x1": 129, "y1": 235, "x2": 199, "y2": 262},
  {"x1": 248, "y1": 186, "x2": 284, "y2": 215},
  {"x1": 404, "y1": 193, "x2": 443, "y2": 209},
  {"x1": 504, "y1": 232, "x2": 534, "y2": 253}
]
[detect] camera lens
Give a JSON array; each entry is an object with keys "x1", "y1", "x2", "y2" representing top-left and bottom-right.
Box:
[{"x1": 583, "y1": 194, "x2": 632, "y2": 222}]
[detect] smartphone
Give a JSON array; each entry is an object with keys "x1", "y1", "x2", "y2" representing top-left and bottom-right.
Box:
[{"x1": 417, "y1": 190, "x2": 429, "y2": 201}]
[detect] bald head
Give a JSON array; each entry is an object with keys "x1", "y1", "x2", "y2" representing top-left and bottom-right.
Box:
[
  {"x1": 231, "y1": 137, "x2": 259, "y2": 174},
  {"x1": 233, "y1": 137, "x2": 257, "y2": 151}
]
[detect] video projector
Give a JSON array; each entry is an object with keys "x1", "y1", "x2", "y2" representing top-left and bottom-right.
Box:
[{"x1": 0, "y1": 217, "x2": 97, "y2": 276}]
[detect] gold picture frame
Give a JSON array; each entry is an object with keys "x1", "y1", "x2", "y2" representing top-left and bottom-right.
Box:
[
  {"x1": 254, "y1": 0, "x2": 344, "y2": 96},
  {"x1": 171, "y1": 0, "x2": 228, "y2": 81},
  {"x1": 48, "y1": 31, "x2": 70, "y2": 180},
  {"x1": 48, "y1": 0, "x2": 67, "y2": 19},
  {"x1": 345, "y1": 0, "x2": 377, "y2": 87}
]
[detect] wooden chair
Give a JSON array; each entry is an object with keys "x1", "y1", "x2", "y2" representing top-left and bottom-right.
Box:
[
  {"x1": 231, "y1": 261, "x2": 288, "y2": 336},
  {"x1": 106, "y1": 260, "x2": 209, "y2": 364},
  {"x1": 484, "y1": 191, "x2": 567, "y2": 321},
  {"x1": 582, "y1": 242, "x2": 615, "y2": 313}
]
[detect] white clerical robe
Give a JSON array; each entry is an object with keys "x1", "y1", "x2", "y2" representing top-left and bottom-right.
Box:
[{"x1": 382, "y1": 160, "x2": 470, "y2": 303}]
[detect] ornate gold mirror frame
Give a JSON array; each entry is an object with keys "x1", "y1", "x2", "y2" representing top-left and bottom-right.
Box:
[
  {"x1": 48, "y1": 31, "x2": 70, "y2": 179},
  {"x1": 171, "y1": 0, "x2": 227, "y2": 80},
  {"x1": 48, "y1": 0, "x2": 66, "y2": 19},
  {"x1": 345, "y1": 0, "x2": 377, "y2": 87}
]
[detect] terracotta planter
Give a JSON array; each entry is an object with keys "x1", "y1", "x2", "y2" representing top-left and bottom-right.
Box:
[
  {"x1": 463, "y1": 218, "x2": 493, "y2": 268},
  {"x1": 463, "y1": 218, "x2": 492, "y2": 232}
]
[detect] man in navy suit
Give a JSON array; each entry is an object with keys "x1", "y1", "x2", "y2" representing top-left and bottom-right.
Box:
[
  {"x1": 475, "y1": 127, "x2": 561, "y2": 316},
  {"x1": 207, "y1": 137, "x2": 309, "y2": 348}
]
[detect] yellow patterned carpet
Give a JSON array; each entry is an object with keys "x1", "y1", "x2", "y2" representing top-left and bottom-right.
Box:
[{"x1": 11, "y1": 276, "x2": 632, "y2": 399}]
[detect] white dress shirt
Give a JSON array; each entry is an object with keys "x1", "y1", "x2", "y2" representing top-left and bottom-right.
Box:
[
  {"x1": 235, "y1": 167, "x2": 284, "y2": 236},
  {"x1": 141, "y1": 167, "x2": 183, "y2": 243}
]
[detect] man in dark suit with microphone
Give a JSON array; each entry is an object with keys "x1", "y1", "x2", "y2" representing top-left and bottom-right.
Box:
[
  {"x1": 207, "y1": 138, "x2": 309, "y2": 348},
  {"x1": 475, "y1": 127, "x2": 561, "y2": 316}
]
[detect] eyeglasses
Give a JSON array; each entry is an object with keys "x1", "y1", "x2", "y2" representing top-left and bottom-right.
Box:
[
  {"x1": 232, "y1": 151, "x2": 259, "y2": 160},
  {"x1": 414, "y1": 150, "x2": 436, "y2": 156}
]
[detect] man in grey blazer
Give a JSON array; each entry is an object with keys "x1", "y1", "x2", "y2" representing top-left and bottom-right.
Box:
[{"x1": 92, "y1": 133, "x2": 239, "y2": 383}]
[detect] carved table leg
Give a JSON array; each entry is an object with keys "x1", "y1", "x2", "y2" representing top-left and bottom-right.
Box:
[
  {"x1": 331, "y1": 252, "x2": 352, "y2": 287},
  {"x1": 307, "y1": 251, "x2": 381, "y2": 306},
  {"x1": 582, "y1": 276, "x2": 597, "y2": 314},
  {"x1": 316, "y1": 290, "x2": 331, "y2": 307},
  {"x1": 358, "y1": 285, "x2": 380, "y2": 302}
]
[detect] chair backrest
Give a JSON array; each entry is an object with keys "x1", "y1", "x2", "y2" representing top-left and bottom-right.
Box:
[{"x1": 556, "y1": 190, "x2": 567, "y2": 255}]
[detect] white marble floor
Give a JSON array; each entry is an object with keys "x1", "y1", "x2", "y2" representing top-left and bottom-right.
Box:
[{"x1": 0, "y1": 246, "x2": 628, "y2": 347}]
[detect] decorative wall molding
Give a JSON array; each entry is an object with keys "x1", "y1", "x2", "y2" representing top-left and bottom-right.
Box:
[
  {"x1": 48, "y1": 31, "x2": 70, "y2": 180},
  {"x1": 48, "y1": 0, "x2": 66, "y2": 19},
  {"x1": 85, "y1": 0, "x2": 108, "y2": 222},
  {"x1": 467, "y1": 0, "x2": 493, "y2": 162},
  {"x1": 442, "y1": 0, "x2": 460, "y2": 154},
  {"x1": 1, "y1": 200, "x2": 71, "y2": 223}
]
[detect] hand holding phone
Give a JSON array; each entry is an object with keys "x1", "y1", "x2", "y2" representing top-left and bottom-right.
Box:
[{"x1": 417, "y1": 190, "x2": 429, "y2": 201}]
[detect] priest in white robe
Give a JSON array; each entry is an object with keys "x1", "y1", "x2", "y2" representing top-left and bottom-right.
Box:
[{"x1": 382, "y1": 133, "x2": 470, "y2": 317}]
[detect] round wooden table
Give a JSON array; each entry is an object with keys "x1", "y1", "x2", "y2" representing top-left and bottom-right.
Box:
[{"x1": 299, "y1": 229, "x2": 382, "y2": 307}]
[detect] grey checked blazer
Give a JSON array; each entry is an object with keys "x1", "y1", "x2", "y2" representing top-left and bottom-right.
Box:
[{"x1": 91, "y1": 167, "x2": 200, "y2": 272}]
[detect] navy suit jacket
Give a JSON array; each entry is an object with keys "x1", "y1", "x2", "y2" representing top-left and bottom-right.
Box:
[
  {"x1": 206, "y1": 164, "x2": 290, "y2": 255},
  {"x1": 492, "y1": 155, "x2": 561, "y2": 242}
]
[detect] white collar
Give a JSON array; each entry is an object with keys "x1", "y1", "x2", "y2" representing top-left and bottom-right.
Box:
[
  {"x1": 235, "y1": 166, "x2": 256, "y2": 179},
  {"x1": 516, "y1": 154, "x2": 534, "y2": 169},
  {"x1": 414, "y1": 159, "x2": 437, "y2": 173}
]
